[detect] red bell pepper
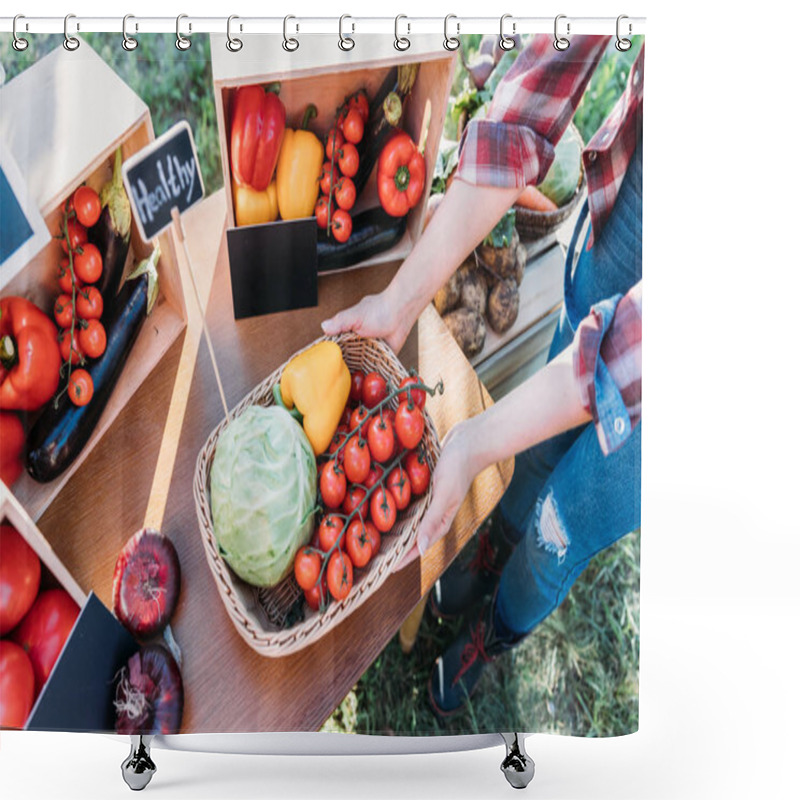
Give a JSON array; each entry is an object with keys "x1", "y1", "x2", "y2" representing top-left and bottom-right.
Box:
[
  {"x1": 0, "y1": 411, "x2": 25, "y2": 486},
  {"x1": 230, "y1": 84, "x2": 286, "y2": 192},
  {"x1": 377, "y1": 130, "x2": 426, "y2": 218},
  {"x1": 0, "y1": 296, "x2": 61, "y2": 411}
]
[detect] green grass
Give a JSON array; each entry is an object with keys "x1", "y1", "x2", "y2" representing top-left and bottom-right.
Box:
[{"x1": 324, "y1": 526, "x2": 640, "y2": 737}]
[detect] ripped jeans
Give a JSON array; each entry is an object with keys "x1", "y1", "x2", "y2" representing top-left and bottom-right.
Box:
[{"x1": 494, "y1": 141, "x2": 642, "y2": 638}]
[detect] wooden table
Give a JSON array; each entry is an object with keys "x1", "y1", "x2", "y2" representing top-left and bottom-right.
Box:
[{"x1": 35, "y1": 191, "x2": 513, "y2": 733}]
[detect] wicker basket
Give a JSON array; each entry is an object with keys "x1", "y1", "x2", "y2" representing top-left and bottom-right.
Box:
[
  {"x1": 193, "y1": 332, "x2": 441, "y2": 658},
  {"x1": 514, "y1": 123, "x2": 586, "y2": 242}
]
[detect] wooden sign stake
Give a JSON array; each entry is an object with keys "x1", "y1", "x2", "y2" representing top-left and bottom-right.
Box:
[{"x1": 171, "y1": 207, "x2": 230, "y2": 423}]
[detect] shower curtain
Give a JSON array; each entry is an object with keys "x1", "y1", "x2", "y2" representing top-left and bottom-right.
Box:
[{"x1": 0, "y1": 26, "x2": 643, "y2": 740}]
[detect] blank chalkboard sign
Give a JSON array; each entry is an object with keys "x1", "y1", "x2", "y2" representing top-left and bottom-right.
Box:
[{"x1": 122, "y1": 121, "x2": 204, "y2": 242}]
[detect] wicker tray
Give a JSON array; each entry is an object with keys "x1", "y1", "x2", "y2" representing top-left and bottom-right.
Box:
[{"x1": 194, "y1": 333, "x2": 441, "y2": 658}]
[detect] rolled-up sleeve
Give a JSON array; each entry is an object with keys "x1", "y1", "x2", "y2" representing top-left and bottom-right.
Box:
[
  {"x1": 456, "y1": 35, "x2": 610, "y2": 189},
  {"x1": 573, "y1": 281, "x2": 642, "y2": 455}
]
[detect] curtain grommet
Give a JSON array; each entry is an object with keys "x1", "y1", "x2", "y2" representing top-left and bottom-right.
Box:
[
  {"x1": 63, "y1": 13, "x2": 80, "y2": 51},
  {"x1": 444, "y1": 14, "x2": 460, "y2": 51}
]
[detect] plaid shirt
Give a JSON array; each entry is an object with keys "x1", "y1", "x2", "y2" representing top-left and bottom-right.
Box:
[{"x1": 456, "y1": 35, "x2": 644, "y2": 454}]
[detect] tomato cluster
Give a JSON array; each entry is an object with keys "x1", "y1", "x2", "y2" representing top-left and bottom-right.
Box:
[
  {"x1": 56, "y1": 186, "x2": 107, "y2": 407},
  {"x1": 315, "y1": 90, "x2": 369, "y2": 244},
  {"x1": 294, "y1": 369, "x2": 433, "y2": 611}
]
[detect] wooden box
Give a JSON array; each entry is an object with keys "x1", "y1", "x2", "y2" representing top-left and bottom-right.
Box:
[
  {"x1": 0, "y1": 42, "x2": 186, "y2": 521},
  {"x1": 210, "y1": 33, "x2": 456, "y2": 271}
]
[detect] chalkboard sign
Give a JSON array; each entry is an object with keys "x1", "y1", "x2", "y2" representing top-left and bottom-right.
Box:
[{"x1": 122, "y1": 120, "x2": 204, "y2": 242}]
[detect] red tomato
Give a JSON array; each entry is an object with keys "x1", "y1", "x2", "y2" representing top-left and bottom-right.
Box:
[
  {"x1": 364, "y1": 465, "x2": 382, "y2": 490},
  {"x1": 370, "y1": 487, "x2": 397, "y2": 533},
  {"x1": 395, "y1": 399, "x2": 425, "y2": 450},
  {"x1": 328, "y1": 428, "x2": 348, "y2": 462},
  {"x1": 332, "y1": 209, "x2": 352, "y2": 243},
  {"x1": 349, "y1": 371, "x2": 364, "y2": 404},
  {"x1": 343, "y1": 436, "x2": 371, "y2": 484},
  {"x1": 294, "y1": 548, "x2": 322, "y2": 591},
  {"x1": 349, "y1": 405, "x2": 370, "y2": 433},
  {"x1": 399, "y1": 375, "x2": 426, "y2": 410},
  {"x1": 76, "y1": 286, "x2": 103, "y2": 320},
  {"x1": 315, "y1": 196, "x2": 332, "y2": 229},
  {"x1": 367, "y1": 416, "x2": 395, "y2": 463},
  {"x1": 0, "y1": 412, "x2": 25, "y2": 487},
  {"x1": 342, "y1": 108, "x2": 364, "y2": 145},
  {"x1": 0, "y1": 641, "x2": 35, "y2": 728},
  {"x1": 57, "y1": 259, "x2": 83, "y2": 294},
  {"x1": 327, "y1": 551, "x2": 353, "y2": 601},
  {"x1": 363, "y1": 520, "x2": 381, "y2": 557},
  {"x1": 73, "y1": 242, "x2": 102, "y2": 284},
  {"x1": 12, "y1": 589, "x2": 80, "y2": 692},
  {"x1": 320, "y1": 161, "x2": 339, "y2": 196},
  {"x1": 403, "y1": 449, "x2": 431, "y2": 495},
  {"x1": 67, "y1": 369, "x2": 94, "y2": 407},
  {"x1": 343, "y1": 485, "x2": 367, "y2": 517},
  {"x1": 347, "y1": 90, "x2": 369, "y2": 123},
  {"x1": 361, "y1": 372, "x2": 388, "y2": 409},
  {"x1": 304, "y1": 577, "x2": 327, "y2": 611},
  {"x1": 318, "y1": 515, "x2": 345, "y2": 553},
  {"x1": 334, "y1": 176, "x2": 356, "y2": 211},
  {"x1": 387, "y1": 466, "x2": 412, "y2": 511},
  {"x1": 345, "y1": 520, "x2": 372, "y2": 568},
  {"x1": 325, "y1": 127, "x2": 343, "y2": 162},
  {"x1": 78, "y1": 319, "x2": 107, "y2": 359},
  {"x1": 319, "y1": 460, "x2": 347, "y2": 509},
  {"x1": 53, "y1": 294, "x2": 74, "y2": 329},
  {"x1": 72, "y1": 185, "x2": 102, "y2": 228},
  {"x1": 338, "y1": 143, "x2": 359, "y2": 178},
  {"x1": 59, "y1": 331, "x2": 84, "y2": 365},
  {"x1": 0, "y1": 524, "x2": 41, "y2": 635},
  {"x1": 60, "y1": 218, "x2": 87, "y2": 254}
]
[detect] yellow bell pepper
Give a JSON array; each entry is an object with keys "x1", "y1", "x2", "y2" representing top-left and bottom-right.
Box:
[
  {"x1": 277, "y1": 341, "x2": 351, "y2": 455},
  {"x1": 233, "y1": 178, "x2": 279, "y2": 226},
  {"x1": 276, "y1": 104, "x2": 325, "y2": 221}
]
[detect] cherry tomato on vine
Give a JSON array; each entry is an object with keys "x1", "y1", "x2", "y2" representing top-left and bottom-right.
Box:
[
  {"x1": 399, "y1": 375, "x2": 427, "y2": 410},
  {"x1": 343, "y1": 436, "x2": 371, "y2": 484},
  {"x1": 361, "y1": 372, "x2": 388, "y2": 409},
  {"x1": 78, "y1": 319, "x2": 107, "y2": 359},
  {"x1": 59, "y1": 331, "x2": 84, "y2": 365},
  {"x1": 329, "y1": 427, "x2": 348, "y2": 461},
  {"x1": 73, "y1": 242, "x2": 102, "y2": 284},
  {"x1": 72, "y1": 186, "x2": 102, "y2": 228},
  {"x1": 349, "y1": 370, "x2": 365, "y2": 404},
  {"x1": 337, "y1": 143, "x2": 359, "y2": 178},
  {"x1": 315, "y1": 196, "x2": 332, "y2": 229},
  {"x1": 304, "y1": 577, "x2": 327, "y2": 611},
  {"x1": 325, "y1": 127, "x2": 343, "y2": 162},
  {"x1": 363, "y1": 520, "x2": 381, "y2": 557},
  {"x1": 367, "y1": 416, "x2": 395, "y2": 463},
  {"x1": 331, "y1": 209, "x2": 352, "y2": 243},
  {"x1": 67, "y1": 369, "x2": 93, "y2": 407},
  {"x1": 342, "y1": 108, "x2": 364, "y2": 145},
  {"x1": 318, "y1": 515, "x2": 345, "y2": 553},
  {"x1": 327, "y1": 551, "x2": 353, "y2": 601},
  {"x1": 76, "y1": 286, "x2": 103, "y2": 320},
  {"x1": 343, "y1": 485, "x2": 367, "y2": 517},
  {"x1": 53, "y1": 294, "x2": 74, "y2": 329},
  {"x1": 349, "y1": 405, "x2": 369, "y2": 434},
  {"x1": 395, "y1": 400, "x2": 425, "y2": 450},
  {"x1": 387, "y1": 466, "x2": 412, "y2": 511},
  {"x1": 57, "y1": 259, "x2": 83, "y2": 294},
  {"x1": 345, "y1": 520, "x2": 372, "y2": 568},
  {"x1": 320, "y1": 161, "x2": 339, "y2": 196},
  {"x1": 364, "y1": 464, "x2": 382, "y2": 490},
  {"x1": 370, "y1": 486, "x2": 397, "y2": 533},
  {"x1": 319, "y1": 460, "x2": 347, "y2": 509},
  {"x1": 403, "y1": 449, "x2": 431, "y2": 495},
  {"x1": 347, "y1": 90, "x2": 369, "y2": 123},
  {"x1": 334, "y1": 177, "x2": 356, "y2": 211},
  {"x1": 60, "y1": 218, "x2": 87, "y2": 254},
  {"x1": 294, "y1": 548, "x2": 322, "y2": 591}
]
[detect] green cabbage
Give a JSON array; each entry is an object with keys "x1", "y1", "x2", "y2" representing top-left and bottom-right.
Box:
[
  {"x1": 210, "y1": 405, "x2": 317, "y2": 588},
  {"x1": 539, "y1": 124, "x2": 582, "y2": 207}
]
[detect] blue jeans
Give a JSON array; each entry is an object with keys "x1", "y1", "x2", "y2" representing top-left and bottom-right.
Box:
[{"x1": 495, "y1": 141, "x2": 642, "y2": 638}]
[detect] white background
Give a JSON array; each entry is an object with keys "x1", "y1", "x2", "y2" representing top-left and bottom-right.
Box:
[{"x1": 2, "y1": 1, "x2": 799, "y2": 798}]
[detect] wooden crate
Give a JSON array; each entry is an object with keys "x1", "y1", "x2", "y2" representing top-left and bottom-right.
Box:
[
  {"x1": 0, "y1": 42, "x2": 186, "y2": 521},
  {"x1": 210, "y1": 33, "x2": 456, "y2": 271}
]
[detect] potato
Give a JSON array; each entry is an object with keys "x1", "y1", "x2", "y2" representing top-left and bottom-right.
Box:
[
  {"x1": 433, "y1": 269, "x2": 463, "y2": 316},
  {"x1": 486, "y1": 279, "x2": 520, "y2": 334},
  {"x1": 459, "y1": 269, "x2": 488, "y2": 315},
  {"x1": 475, "y1": 227, "x2": 520, "y2": 279},
  {"x1": 443, "y1": 308, "x2": 486, "y2": 358}
]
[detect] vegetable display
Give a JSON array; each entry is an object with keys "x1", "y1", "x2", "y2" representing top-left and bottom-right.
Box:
[
  {"x1": 276, "y1": 104, "x2": 325, "y2": 221},
  {"x1": 210, "y1": 405, "x2": 318, "y2": 588}
]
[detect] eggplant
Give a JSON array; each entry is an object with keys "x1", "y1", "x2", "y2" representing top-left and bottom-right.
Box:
[
  {"x1": 352, "y1": 63, "x2": 419, "y2": 194},
  {"x1": 89, "y1": 147, "x2": 132, "y2": 303},
  {"x1": 317, "y1": 208, "x2": 406, "y2": 272},
  {"x1": 26, "y1": 249, "x2": 159, "y2": 483}
]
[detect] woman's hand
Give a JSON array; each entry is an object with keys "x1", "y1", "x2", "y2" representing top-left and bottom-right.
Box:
[
  {"x1": 395, "y1": 420, "x2": 479, "y2": 571},
  {"x1": 321, "y1": 289, "x2": 413, "y2": 354}
]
